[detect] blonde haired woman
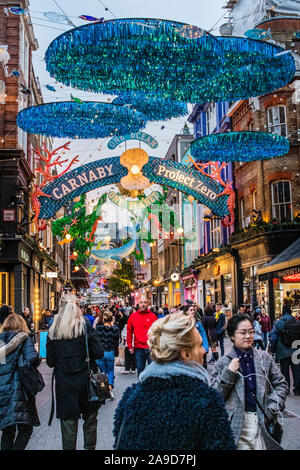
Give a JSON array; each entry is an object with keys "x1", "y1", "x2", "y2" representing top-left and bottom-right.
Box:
[
  {"x1": 113, "y1": 313, "x2": 236, "y2": 450},
  {"x1": 0, "y1": 314, "x2": 41, "y2": 450},
  {"x1": 46, "y1": 294, "x2": 104, "y2": 450}
]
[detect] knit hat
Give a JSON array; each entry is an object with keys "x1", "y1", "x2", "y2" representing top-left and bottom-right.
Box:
[{"x1": 0, "y1": 305, "x2": 13, "y2": 325}]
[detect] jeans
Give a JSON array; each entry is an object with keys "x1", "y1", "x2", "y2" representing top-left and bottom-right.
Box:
[
  {"x1": 96, "y1": 350, "x2": 115, "y2": 388},
  {"x1": 262, "y1": 332, "x2": 269, "y2": 350},
  {"x1": 125, "y1": 346, "x2": 136, "y2": 371},
  {"x1": 280, "y1": 357, "x2": 300, "y2": 394},
  {"x1": 60, "y1": 410, "x2": 99, "y2": 450},
  {"x1": 218, "y1": 336, "x2": 225, "y2": 356},
  {"x1": 1, "y1": 424, "x2": 33, "y2": 450},
  {"x1": 135, "y1": 348, "x2": 152, "y2": 376}
]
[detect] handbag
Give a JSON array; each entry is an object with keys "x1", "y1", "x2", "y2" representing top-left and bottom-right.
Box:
[
  {"x1": 18, "y1": 352, "x2": 45, "y2": 398},
  {"x1": 84, "y1": 327, "x2": 111, "y2": 402},
  {"x1": 255, "y1": 397, "x2": 283, "y2": 444}
]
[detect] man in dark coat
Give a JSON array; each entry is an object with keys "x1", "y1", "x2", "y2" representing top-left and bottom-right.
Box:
[
  {"x1": 46, "y1": 320, "x2": 104, "y2": 450},
  {"x1": 0, "y1": 305, "x2": 13, "y2": 326}
]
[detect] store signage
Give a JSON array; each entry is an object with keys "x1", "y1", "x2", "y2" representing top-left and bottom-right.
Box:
[
  {"x1": 107, "y1": 132, "x2": 158, "y2": 150},
  {"x1": 282, "y1": 273, "x2": 300, "y2": 282},
  {"x1": 20, "y1": 249, "x2": 29, "y2": 263},
  {"x1": 3, "y1": 209, "x2": 15, "y2": 222},
  {"x1": 171, "y1": 272, "x2": 180, "y2": 282},
  {"x1": 136, "y1": 273, "x2": 145, "y2": 280},
  {"x1": 46, "y1": 272, "x2": 58, "y2": 279},
  {"x1": 38, "y1": 157, "x2": 229, "y2": 220}
]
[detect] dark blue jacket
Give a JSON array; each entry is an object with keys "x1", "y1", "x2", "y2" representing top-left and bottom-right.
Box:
[
  {"x1": 113, "y1": 375, "x2": 236, "y2": 450},
  {"x1": 0, "y1": 331, "x2": 41, "y2": 430},
  {"x1": 269, "y1": 313, "x2": 297, "y2": 360},
  {"x1": 216, "y1": 312, "x2": 226, "y2": 338}
]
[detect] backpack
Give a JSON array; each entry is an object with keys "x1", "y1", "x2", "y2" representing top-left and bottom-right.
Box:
[{"x1": 281, "y1": 318, "x2": 300, "y2": 348}]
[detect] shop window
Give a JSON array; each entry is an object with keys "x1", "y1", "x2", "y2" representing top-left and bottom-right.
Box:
[
  {"x1": 210, "y1": 218, "x2": 221, "y2": 249},
  {"x1": 267, "y1": 106, "x2": 287, "y2": 137},
  {"x1": 0, "y1": 273, "x2": 9, "y2": 306},
  {"x1": 271, "y1": 181, "x2": 292, "y2": 221}
]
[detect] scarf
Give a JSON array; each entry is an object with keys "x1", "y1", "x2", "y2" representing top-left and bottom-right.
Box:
[{"x1": 139, "y1": 359, "x2": 210, "y2": 386}]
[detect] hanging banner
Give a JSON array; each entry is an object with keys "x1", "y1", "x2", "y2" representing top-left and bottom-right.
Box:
[
  {"x1": 38, "y1": 156, "x2": 229, "y2": 219},
  {"x1": 107, "y1": 132, "x2": 159, "y2": 150},
  {"x1": 108, "y1": 191, "x2": 162, "y2": 212}
]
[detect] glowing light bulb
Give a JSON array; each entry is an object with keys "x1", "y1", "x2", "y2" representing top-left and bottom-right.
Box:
[
  {"x1": 131, "y1": 165, "x2": 140, "y2": 175},
  {"x1": 66, "y1": 233, "x2": 71, "y2": 240}
]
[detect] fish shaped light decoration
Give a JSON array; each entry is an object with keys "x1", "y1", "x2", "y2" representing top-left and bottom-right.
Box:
[
  {"x1": 174, "y1": 24, "x2": 205, "y2": 39},
  {"x1": 91, "y1": 224, "x2": 140, "y2": 263},
  {"x1": 244, "y1": 28, "x2": 272, "y2": 40}
]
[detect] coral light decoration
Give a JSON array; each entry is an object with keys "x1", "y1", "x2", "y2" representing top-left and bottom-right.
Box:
[
  {"x1": 32, "y1": 141, "x2": 79, "y2": 231},
  {"x1": 187, "y1": 156, "x2": 235, "y2": 228}
]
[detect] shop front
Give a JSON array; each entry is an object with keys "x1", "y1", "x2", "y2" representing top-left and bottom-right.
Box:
[
  {"x1": 183, "y1": 274, "x2": 198, "y2": 304},
  {"x1": 258, "y1": 237, "x2": 300, "y2": 321}
]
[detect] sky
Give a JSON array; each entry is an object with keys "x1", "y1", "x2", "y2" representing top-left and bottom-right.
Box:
[{"x1": 27, "y1": 0, "x2": 228, "y2": 224}]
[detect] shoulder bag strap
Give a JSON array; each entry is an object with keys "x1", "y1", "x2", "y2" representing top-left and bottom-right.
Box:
[
  {"x1": 84, "y1": 324, "x2": 91, "y2": 375},
  {"x1": 48, "y1": 370, "x2": 55, "y2": 426}
]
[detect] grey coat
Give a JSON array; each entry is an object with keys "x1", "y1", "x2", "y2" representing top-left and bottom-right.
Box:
[{"x1": 210, "y1": 347, "x2": 288, "y2": 450}]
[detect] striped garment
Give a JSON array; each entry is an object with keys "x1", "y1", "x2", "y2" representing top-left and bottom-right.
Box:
[{"x1": 96, "y1": 324, "x2": 120, "y2": 356}]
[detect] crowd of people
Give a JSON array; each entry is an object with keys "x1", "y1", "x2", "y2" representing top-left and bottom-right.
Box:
[{"x1": 0, "y1": 294, "x2": 299, "y2": 451}]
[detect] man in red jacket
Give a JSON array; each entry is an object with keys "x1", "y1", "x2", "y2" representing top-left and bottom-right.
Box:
[{"x1": 127, "y1": 297, "x2": 158, "y2": 376}]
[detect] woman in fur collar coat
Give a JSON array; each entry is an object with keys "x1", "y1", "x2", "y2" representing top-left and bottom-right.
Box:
[
  {"x1": 113, "y1": 313, "x2": 235, "y2": 450},
  {"x1": 0, "y1": 314, "x2": 41, "y2": 450}
]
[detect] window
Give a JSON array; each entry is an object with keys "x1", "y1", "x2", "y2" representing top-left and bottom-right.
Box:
[
  {"x1": 271, "y1": 181, "x2": 292, "y2": 221},
  {"x1": 240, "y1": 198, "x2": 247, "y2": 229},
  {"x1": 252, "y1": 190, "x2": 257, "y2": 210},
  {"x1": 206, "y1": 102, "x2": 217, "y2": 135},
  {"x1": 210, "y1": 218, "x2": 221, "y2": 249},
  {"x1": 267, "y1": 106, "x2": 287, "y2": 137},
  {"x1": 0, "y1": 273, "x2": 9, "y2": 306}
]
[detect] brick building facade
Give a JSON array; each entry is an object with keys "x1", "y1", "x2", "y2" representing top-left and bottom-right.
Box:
[
  {"x1": 0, "y1": 1, "x2": 70, "y2": 324},
  {"x1": 226, "y1": 14, "x2": 300, "y2": 320}
]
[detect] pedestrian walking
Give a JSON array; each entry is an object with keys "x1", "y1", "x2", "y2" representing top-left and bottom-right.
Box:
[
  {"x1": 182, "y1": 304, "x2": 209, "y2": 355},
  {"x1": 253, "y1": 312, "x2": 265, "y2": 350},
  {"x1": 202, "y1": 305, "x2": 218, "y2": 363},
  {"x1": 211, "y1": 314, "x2": 287, "y2": 450},
  {"x1": 84, "y1": 307, "x2": 95, "y2": 326},
  {"x1": 126, "y1": 297, "x2": 157, "y2": 376},
  {"x1": 0, "y1": 314, "x2": 41, "y2": 450},
  {"x1": 259, "y1": 308, "x2": 272, "y2": 350},
  {"x1": 215, "y1": 303, "x2": 226, "y2": 356},
  {"x1": 269, "y1": 306, "x2": 300, "y2": 396},
  {"x1": 113, "y1": 313, "x2": 236, "y2": 450},
  {"x1": 0, "y1": 305, "x2": 13, "y2": 326},
  {"x1": 95, "y1": 311, "x2": 120, "y2": 400},
  {"x1": 121, "y1": 323, "x2": 136, "y2": 375},
  {"x1": 46, "y1": 294, "x2": 104, "y2": 450},
  {"x1": 40, "y1": 309, "x2": 54, "y2": 330}
]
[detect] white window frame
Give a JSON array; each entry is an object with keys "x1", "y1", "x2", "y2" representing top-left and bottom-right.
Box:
[
  {"x1": 271, "y1": 180, "x2": 293, "y2": 221},
  {"x1": 206, "y1": 102, "x2": 217, "y2": 135},
  {"x1": 210, "y1": 218, "x2": 221, "y2": 249},
  {"x1": 267, "y1": 106, "x2": 287, "y2": 137}
]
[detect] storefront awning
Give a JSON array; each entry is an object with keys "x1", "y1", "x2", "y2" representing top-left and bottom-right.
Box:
[{"x1": 258, "y1": 237, "x2": 300, "y2": 280}]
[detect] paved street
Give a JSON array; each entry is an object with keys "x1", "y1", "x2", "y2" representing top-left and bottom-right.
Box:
[{"x1": 23, "y1": 340, "x2": 300, "y2": 451}]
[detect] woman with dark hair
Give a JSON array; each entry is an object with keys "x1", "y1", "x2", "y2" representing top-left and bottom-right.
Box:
[
  {"x1": 96, "y1": 311, "x2": 120, "y2": 400},
  {"x1": 0, "y1": 314, "x2": 41, "y2": 450},
  {"x1": 201, "y1": 306, "x2": 218, "y2": 363},
  {"x1": 211, "y1": 314, "x2": 287, "y2": 450}
]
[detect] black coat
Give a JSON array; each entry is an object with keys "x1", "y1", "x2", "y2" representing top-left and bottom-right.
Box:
[
  {"x1": 0, "y1": 331, "x2": 41, "y2": 430},
  {"x1": 202, "y1": 316, "x2": 218, "y2": 343},
  {"x1": 46, "y1": 320, "x2": 104, "y2": 420}
]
